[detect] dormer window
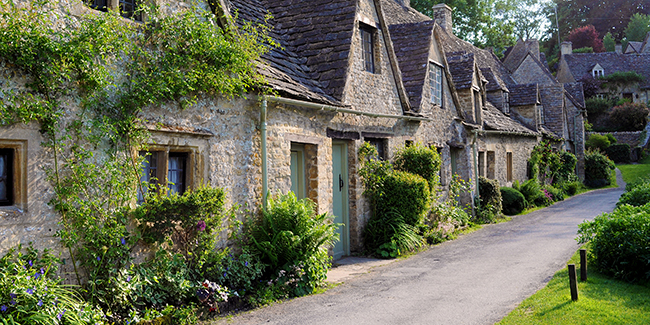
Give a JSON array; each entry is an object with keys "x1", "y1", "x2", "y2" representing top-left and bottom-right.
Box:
[
  {"x1": 360, "y1": 24, "x2": 376, "y2": 73},
  {"x1": 591, "y1": 63, "x2": 604, "y2": 78},
  {"x1": 429, "y1": 62, "x2": 443, "y2": 106}
]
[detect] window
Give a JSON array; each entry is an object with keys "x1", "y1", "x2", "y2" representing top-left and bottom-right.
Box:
[
  {"x1": 88, "y1": 0, "x2": 108, "y2": 12},
  {"x1": 138, "y1": 150, "x2": 190, "y2": 202},
  {"x1": 478, "y1": 151, "x2": 485, "y2": 177},
  {"x1": 365, "y1": 138, "x2": 386, "y2": 160},
  {"x1": 360, "y1": 25, "x2": 375, "y2": 73},
  {"x1": 450, "y1": 148, "x2": 460, "y2": 176},
  {"x1": 623, "y1": 93, "x2": 634, "y2": 101},
  {"x1": 429, "y1": 63, "x2": 443, "y2": 106},
  {"x1": 0, "y1": 149, "x2": 14, "y2": 206},
  {"x1": 290, "y1": 144, "x2": 306, "y2": 199},
  {"x1": 506, "y1": 152, "x2": 513, "y2": 182},
  {"x1": 596, "y1": 94, "x2": 605, "y2": 99},
  {"x1": 538, "y1": 105, "x2": 545, "y2": 124},
  {"x1": 486, "y1": 151, "x2": 495, "y2": 179},
  {"x1": 120, "y1": 0, "x2": 142, "y2": 21},
  {"x1": 0, "y1": 140, "x2": 27, "y2": 210},
  {"x1": 592, "y1": 69, "x2": 604, "y2": 78},
  {"x1": 503, "y1": 92, "x2": 510, "y2": 114}
]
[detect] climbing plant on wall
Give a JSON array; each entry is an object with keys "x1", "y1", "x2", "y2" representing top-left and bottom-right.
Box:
[{"x1": 0, "y1": 0, "x2": 274, "y2": 321}]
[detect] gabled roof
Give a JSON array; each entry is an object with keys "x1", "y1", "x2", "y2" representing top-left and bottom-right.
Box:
[
  {"x1": 502, "y1": 39, "x2": 558, "y2": 84},
  {"x1": 380, "y1": 0, "x2": 430, "y2": 24},
  {"x1": 389, "y1": 20, "x2": 435, "y2": 110},
  {"x1": 228, "y1": 0, "x2": 358, "y2": 105},
  {"x1": 625, "y1": 41, "x2": 643, "y2": 54},
  {"x1": 563, "y1": 52, "x2": 650, "y2": 89},
  {"x1": 482, "y1": 102, "x2": 538, "y2": 135},
  {"x1": 480, "y1": 67, "x2": 508, "y2": 92},
  {"x1": 446, "y1": 51, "x2": 477, "y2": 90},
  {"x1": 563, "y1": 83, "x2": 585, "y2": 109},
  {"x1": 508, "y1": 84, "x2": 539, "y2": 106}
]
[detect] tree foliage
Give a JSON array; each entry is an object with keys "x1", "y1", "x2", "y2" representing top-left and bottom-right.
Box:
[
  {"x1": 411, "y1": 0, "x2": 546, "y2": 56},
  {"x1": 567, "y1": 25, "x2": 604, "y2": 52},
  {"x1": 603, "y1": 32, "x2": 616, "y2": 52},
  {"x1": 624, "y1": 13, "x2": 650, "y2": 42}
]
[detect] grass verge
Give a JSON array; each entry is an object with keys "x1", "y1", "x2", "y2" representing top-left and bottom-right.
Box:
[{"x1": 498, "y1": 247, "x2": 650, "y2": 325}]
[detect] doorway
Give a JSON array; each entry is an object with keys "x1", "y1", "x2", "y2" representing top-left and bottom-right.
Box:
[{"x1": 332, "y1": 141, "x2": 350, "y2": 260}]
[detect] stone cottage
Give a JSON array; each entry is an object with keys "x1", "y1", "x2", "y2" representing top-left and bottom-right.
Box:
[
  {"x1": 557, "y1": 41, "x2": 650, "y2": 105},
  {"x1": 0, "y1": 0, "x2": 585, "y2": 264}
]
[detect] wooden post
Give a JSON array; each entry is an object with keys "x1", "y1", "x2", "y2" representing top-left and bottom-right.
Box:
[
  {"x1": 568, "y1": 264, "x2": 579, "y2": 301},
  {"x1": 580, "y1": 249, "x2": 587, "y2": 281}
]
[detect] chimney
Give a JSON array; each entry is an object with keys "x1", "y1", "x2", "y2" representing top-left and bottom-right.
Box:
[
  {"x1": 615, "y1": 43, "x2": 622, "y2": 54},
  {"x1": 560, "y1": 41, "x2": 572, "y2": 56},
  {"x1": 525, "y1": 39, "x2": 540, "y2": 60},
  {"x1": 432, "y1": 4, "x2": 453, "y2": 33}
]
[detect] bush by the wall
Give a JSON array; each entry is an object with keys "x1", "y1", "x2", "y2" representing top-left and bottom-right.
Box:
[
  {"x1": 562, "y1": 180, "x2": 581, "y2": 196},
  {"x1": 577, "y1": 203, "x2": 650, "y2": 282},
  {"x1": 542, "y1": 184, "x2": 564, "y2": 202},
  {"x1": 605, "y1": 143, "x2": 631, "y2": 164},
  {"x1": 585, "y1": 133, "x2": 611, "y2": 152},
  {"x1": 617, "y1": 182, "x2": 650, "y2": 207},
  {"x1": 557, "y1": 151, "x2": 577, "y2": 182},
  {"x1": 584, "y1": 150, "x2": 615, "y2": 187},
  {"x1": 376, "y1": 171, "x2": 431, "y2": 227},
  {"x1": 519, "y1": 179, "x2": 543, "y2": 205},
  {"x1": 246, "y1": 192, "x2": 339, "y2": 297},
  {"x1": 585, "y1": 97, "x2": 614, "y2": 116},
  {"x1": 476, "y1": 176, "x2": 502, "y2": 223},
  {"x1": 393, "y1": 143, "x2": 441, "y2": 191},
  {"x1": 500, "y1": 187, "x2": 527, "y2": 215}
]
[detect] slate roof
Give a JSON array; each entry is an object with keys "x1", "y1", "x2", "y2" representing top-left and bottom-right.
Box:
[
  {"x1": 482, "y1": 102, "x2": 538, "y2": 135},
  {"x1": 626, "y1": 41, "x2": 643, "y2": 54},
  {"x1": 480, "y1": 67, "x2": 508, "y2": 92},
  {"x1": 502, "y1": 39, "x2": 558, "y2": 84},
  {"x1": 563, "y1": 52, "x2": 650, "y2": 89},
  {"x1": 508, "y1": 84, "x2": 539, "y2": 106},
  {"x1": 436, "y1": 28, "x2": 517, "y2": 89},
  {"x1": 228, "y1": 0, "x2": 358, "y2": 105},
  {"x1": 446, "y1": 51, "x2": 476, "y2": 90},
  {"x1": 380, "y1": 0, "x2": 430, "y2": 25},
  {"x1": 389, "y1": 21, "x2": 435, "y2": 110},
  {"x1": 563, "y1": 82, "x2": 585, "y2": 109}
]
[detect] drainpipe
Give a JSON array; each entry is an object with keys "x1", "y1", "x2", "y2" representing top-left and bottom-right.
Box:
[
  {"x1": 261, "y1": 98, "x2": 268, "y2": 210},
  {"x1": 471, "y1": 130, "x2": 479, "y2": 216}
]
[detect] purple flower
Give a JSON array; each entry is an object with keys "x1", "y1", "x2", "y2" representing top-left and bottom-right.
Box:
[
  {"x1": 121, "y1": 237, "x2": 126, "y2": 245},
  {"x1": 34, "y1": 272, "x2": 40, "y2": 279},
  {"x1": 9, "y1": 293, "x2": 16, "y2": 299},
  {"x1": 57, "y1": 311, "x2": 64, "y2": 320},
  {"x1": 223, "y1": 272, "x2": 227, "y2": 278},
  {"x1": 37, "y1": 300, "x2": 43, "y2": 307},
  {"x1": 26, "y1": 288, "x2": 34, "y2": 295},
  {"x1": 126, "y1": 276, "x2": 131, "y2": 282},
  {"x1": 0, "y1": 305, "x2": 6, "y2": 312},
  {"x1": 28, "y1": 260, "x2": 33, "y2": 267},
  {"x1": 40, "y1": 268, "x2": 45, "y2": 274},
  {"x1": 245, "y1": 261, "x2": 249, "y2": 267},
  {"x1": 96, "y1": 256, "x2": 101, "y2": 261},
  {"x1": 197, "y1": 220, "x2": 207, "y2": 232},
  {"x1": 10, "y1": 300, "x2": 15, "y2": 305}
]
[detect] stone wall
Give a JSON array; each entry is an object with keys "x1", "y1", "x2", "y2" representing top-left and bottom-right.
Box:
[
  {"x1": 477, "y1": 134, "x2": 538, "y2": 188},
  {"x1": 511, "y1": 55, "x2": 555, "y2": 85},
  {"x1": 588, "y1": 131, "x2": 643, "y2": 148}
]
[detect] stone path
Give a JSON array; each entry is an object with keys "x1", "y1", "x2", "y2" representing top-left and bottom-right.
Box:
[{"x1": 211, "y1": 171, "x2": 625, "y2": 325}]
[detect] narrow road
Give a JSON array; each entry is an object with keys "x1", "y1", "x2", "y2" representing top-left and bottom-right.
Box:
[{"x1": 214, "y1": 172, "x2": 625, "y2": 325}]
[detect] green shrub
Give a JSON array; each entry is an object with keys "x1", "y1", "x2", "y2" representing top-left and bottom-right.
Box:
[
  {"x1": 586, "y1": 133, "x2": 611, "y2": 151},
  {"x1": 476, "y1": 176, "x2": 502, "y2": 223},
  {"x1": 376, "y1": 171, "x2": 431, "y2": 227},
  {"x1": 519, "y1": 179, "x2": 543, "y2": 205},
  {"x1": 500, "y1": 187, "x2": 527, "y2": 215},
  {"x1": 0, "y1": 245, "x2": 104, "y2": 324},
  {"x1": 605, "y1": 143, "x2": 631, "y2": 163},
  {"x1": 585, "y1": 97, "x2": 614, "y2": 116},
  {"x1": 542, "y1": 184, "x2": 564, "y2": 202},
  {"x1": 618, "y1": 182, "x2": 650, "y2": 207},
  {"x1": 246, "y1": 192, "x2": 339, "y2": 297},
  {"x1": 528, "y1": 140, "x2": 561, "y2": 184},
  {"x1": 625, "y1": 176, "x2": 650, "y2": 192},
  {"x1": 584, "y1": 150, "x2": 615, "y2": 187},
  {"x1": 562, "y1": 180, "x2": 582, "y2": 196},
  {"x1": 606, "y1": 133, "x2": 617, "y2": 144},
  {"x1": 393, "y1": 143, "x2": 441, "y2": 191},
  {"x1": 557, "y1": 151, "x2": 577, "y2": 182},
  {"x1": 577, "y1": 203, "x2": 650, "y2": 282}
]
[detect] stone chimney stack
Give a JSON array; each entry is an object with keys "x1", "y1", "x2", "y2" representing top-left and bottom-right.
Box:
[
  {"x1": 560, "y1": 41, "x2": 572, "y2": 56},
  {"x1": 525, "y1": 39, "x2": 540, "y2": 60},
  {"x1": 615, "y1": 43, "x2": 622, "y2": 54},
  {"x1": 432, "y1": 4, "x2": 453, "y2": 33}
]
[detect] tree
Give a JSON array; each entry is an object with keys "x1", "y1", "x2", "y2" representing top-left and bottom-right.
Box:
[
  {"x1": 567, "y1": 25, "x2": 604, "y2": 52},
  {"x1": 624, "y1": 13, "x2": 650, "y2": 42},
  {"x1": 411, "y1": 0, "x2": 546, "y2": 56},
  {"x1": 603, "y1": 32, "x2": 616, "y2": 52}
]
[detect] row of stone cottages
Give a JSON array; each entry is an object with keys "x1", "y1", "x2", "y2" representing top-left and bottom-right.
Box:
[{"x1": 0, "y1": 0, "x2": 586, "y2": 261}]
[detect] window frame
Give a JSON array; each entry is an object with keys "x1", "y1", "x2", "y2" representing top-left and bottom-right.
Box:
[
  {"x1": 0, "y1": 140, "x2": 27, "y2": 211},
  {"x1": 364, "y1": 138, "x2": 387, "y2": 161},
  {"x1": 137, "y1": 146, "x2": 197, "y2": 201},
  {"x1": 360, "y1": 24, "x2": 376, "y2": 74},
  {"x1": 506, "y1": 152, "x2": 513, "y2": 182},
  {"x1": 503, "y1": 92, "x2": 510, "y2": 114},
  {"x1": 429, "y1": 62, "x2": 443, "y2": 107}
]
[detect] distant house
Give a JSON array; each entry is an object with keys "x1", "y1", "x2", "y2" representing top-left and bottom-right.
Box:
[{"x1": 556, "y1": 40, "x2": 650, "y2": 104}]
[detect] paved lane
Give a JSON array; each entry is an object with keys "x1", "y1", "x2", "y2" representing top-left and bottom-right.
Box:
[{"x1": 213, "y1": 172, "x2": 624, "y2": 325}]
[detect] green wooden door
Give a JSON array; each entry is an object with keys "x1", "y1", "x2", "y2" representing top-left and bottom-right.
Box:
[{"x1": 332, "y1": 142, "x2": 349, "y2": 260}]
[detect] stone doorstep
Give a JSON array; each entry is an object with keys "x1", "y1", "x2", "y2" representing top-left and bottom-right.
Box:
[{"x1": 326, "y1": 256, "x2": 396, "y2": 284}]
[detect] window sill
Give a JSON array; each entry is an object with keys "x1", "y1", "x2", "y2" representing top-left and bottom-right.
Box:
[{"x1": 0, "y1": 206, "x2": 25, "y2": 218}]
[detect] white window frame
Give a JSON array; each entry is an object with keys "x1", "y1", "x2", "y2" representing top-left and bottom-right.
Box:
[{"x1": 429, "y1": 62, "x2": 443, "y2": 106}]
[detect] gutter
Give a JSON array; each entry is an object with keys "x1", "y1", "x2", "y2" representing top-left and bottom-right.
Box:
[
  {"x1": 475, "y1": 130, "x2": 540, "y2": 137},
  {"x1": 261, "y1": 98, "x2": 268, "y2": 209},
  {"x1": 471, "y1": 130, "x2": 479, "y2": 217},
  {"x1": 261, "y1": 95, "x2": 433, "y2": 122}
]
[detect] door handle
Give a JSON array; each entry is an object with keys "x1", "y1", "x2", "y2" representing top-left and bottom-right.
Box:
[{"x1": 339, "y1": 174, "x2": 344, "y2": 191}]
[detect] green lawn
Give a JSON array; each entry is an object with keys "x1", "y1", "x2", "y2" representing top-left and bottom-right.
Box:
[
  {"x1": 498, "y1": 248, "x2": 650, "y2": 325},
  {"x1": 617, "y1": 163, "x2": 650, "y2": 184}
]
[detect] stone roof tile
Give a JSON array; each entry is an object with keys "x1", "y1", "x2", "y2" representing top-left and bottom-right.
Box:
[
  {"x1": 446, "y1": 51, "x2": 475, "y2": 89},
  {"x1": 508, "y1": 84, "x2": 539, "y2": 106},
  {"x1": 483, "y1": 102, "x2": 538, "y2": 135},
  {"x1": 563, "y1": 52, "x2": 650, "y2": 89}
]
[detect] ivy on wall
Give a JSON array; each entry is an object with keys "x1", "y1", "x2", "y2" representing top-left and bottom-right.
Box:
[{"x1": 0, "y1": 0, "x2": 273, "y2": 307}]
